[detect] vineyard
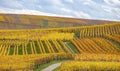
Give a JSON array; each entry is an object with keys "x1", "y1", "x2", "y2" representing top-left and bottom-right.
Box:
[{"x1": 0, "y1": 17, "x2": 120, "y2": 71}]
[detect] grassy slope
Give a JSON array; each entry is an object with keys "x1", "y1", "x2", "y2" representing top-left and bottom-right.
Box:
[
  {"x1": 34, "y1": 41, "x2": 40, "y2": 54},
  {"x1": 104, "y1": 38, "x2": 120, "y2": 49},
  {"x1": 27, "y1": 42, "x2": 32, "y2": 54},
  {"x1": 9, "y1": 46, "x2": 14, "y2": 55},
  {"x1": 35, "y1": 60, "x2": 63, "y2": 71},
  {"x1": 53, "y1": 66, "x2": 60, "y2": 71},
  {"x1": 109, "y1": 40, "x2": 120, "y2": 49},
  {"x1": 65, "y1": 41, "x2": 79, "y2": 53},
  {"x1": 18, "y1": 45, "x2": 23, "y2": 55}
]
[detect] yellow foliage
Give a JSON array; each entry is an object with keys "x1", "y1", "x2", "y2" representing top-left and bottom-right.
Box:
[
  {"x1": 60, "y1": 61, "x2": 120, "y2": 71},
  {"x1": 0, "y1": 53, "x2": 72, "y2": 70},
  {"x1": 0, "y1": 16, "x2": 5, "y2": 22},
  {"x1": 41, "y1": 32, "x2": 74, "y2": 40}
]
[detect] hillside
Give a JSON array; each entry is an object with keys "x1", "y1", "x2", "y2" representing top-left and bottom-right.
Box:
[
  {"x1": 0, "y1": 14, "x2": 119, "y2": 29},
  {"x1": 0, "y1": 14, "x2": 120, "y2": 71}
]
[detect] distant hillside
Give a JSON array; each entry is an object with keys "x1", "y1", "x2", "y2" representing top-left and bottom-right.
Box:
[{"x1": 0, "y1": 14, "x2": 119, "y2": 29}]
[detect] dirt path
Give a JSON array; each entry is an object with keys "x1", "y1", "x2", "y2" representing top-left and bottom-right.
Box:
[{"x1": 42, "y1": 62, "x2": 62, "y2": 71}]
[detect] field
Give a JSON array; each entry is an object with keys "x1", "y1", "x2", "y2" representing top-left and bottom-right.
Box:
[{"x1": 0, "y1": 14, "x2": 120, "y2": 71}]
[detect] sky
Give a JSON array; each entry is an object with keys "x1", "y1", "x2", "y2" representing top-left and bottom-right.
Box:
[{"x1": 0, "y1": 0, "x2": 120, "y2": 21}]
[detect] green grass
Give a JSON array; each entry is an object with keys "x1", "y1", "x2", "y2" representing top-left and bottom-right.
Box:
[
  {"x1": 75, "y1": 32, "x2": 80, "y2": 38},
  {"x1": 35, "y1": 60, "x2": 63, "y2": 71},
  {"x1": 9, "y1": 46, "x2": 14, "y2": 55},
  {"x1": 109, "y1": 40, "x2": 120, "y2": 49},
  {"x1": 52, "y1": 66, "x2": 60, "y2": 71},
  {"x1": 42, "y1": 41, "x2": 49, "y2": 53},
  {"x1": 34, "y1": 41, "x2": 40, "y2": 54},
  {"x1": 57, "y1": 40, "x2": 66, "y2": 53},
  {"x1": 65, "y1": 41, "x2": 79, "y2": 53},
  {"x1": 18, "y1": 45, "x2": 23, "y2": 55},
  {"x1": 27, "y1": 42, "x2": 32, "y2": 54},
  {"x1": 104, "y1": 38, "x2": 120, "y2": 49},
  {"x1": 49, "y1": 40, "x2": 58, "y2": 53}
]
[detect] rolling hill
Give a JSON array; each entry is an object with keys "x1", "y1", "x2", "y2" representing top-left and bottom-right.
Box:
[{"x1": 0, "y1": 14, "x2": 119, "y2": 29}]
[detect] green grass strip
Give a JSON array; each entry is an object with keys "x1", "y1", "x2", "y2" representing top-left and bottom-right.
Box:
[
  {"x1": 42, "y1": 41, "x2": 49, "y2": 53},
  {"x1": 66, "y1": 41, "x2": 79, "y2": 53},
  {"x1": 49, "y1": 40, "x2": 58, "y2": 53},
  {"x1": 109, "y1": 40, "x2": 120, "y2": 49},
  {"x1": 35, "y1": 60, "x2": 63, "y2": 71},
  {"x1": 27, "y1": 42, "x2": 32, "y2": 54},
  {"x1": 104, "y1": 38, "x2": 120, "y2": 49},
  {"x1": 74, "y1": 32, "x2": 80, "y2": 38},
  {"x1": 18, "y1": 45, "x2": 23, "y2": 55},
  {"x1": 34, "y1": 41, "x2": 40, "y2": 54},
  {"x1": 9, "y1": 46, "x2": 14, "y2": 55},
  {"x1": 52, "y1": 66, "x2": 60, "y2": 71}
]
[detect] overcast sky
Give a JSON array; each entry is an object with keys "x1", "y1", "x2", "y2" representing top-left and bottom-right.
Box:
[{"x1": 0, "y1": 0, "x2": 120, "y2": 21}]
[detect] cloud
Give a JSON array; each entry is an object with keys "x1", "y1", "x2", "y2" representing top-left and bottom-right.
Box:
[
  {"x1": 47, "y1": 0, "x2": 63, "y2": 6},
  {"x1": 103, "y1": 5, "x2": 120, "y2": 17},
  {"x1": 0, "y1": 0, "x2": 23, "y2": 9},
  {"x1": 22, "y1": 0, "x2": 39, "y2": 3},
  {"x1": 73, "y1": 11, "x2": 91, "y2": 18},
  {"x1": 60, "y1": 8, "x2": 72, "y2": 13},
  {"x1": 83, "y1": 0, "x2": 95, "y2": 5},
  {"x1": 65, "y1": 0, "x2": 74, "y2": 3},
  {"x1": 104, "y1": 0, "x2": 120, "y2": 7},
  {"x1": 0, "y1": 7, "x2": 73, "y2": 18},
  {"x1": 0, "y1": 6, "x2": 91, "y2": 19},
  {"x1": 0, "y1": 0, "x2": 120, "y2": 21},
  {"x1": 102, "y1": 0, "x2": 120, "y2": 19},
  {"x1": 60, "y1": 7, "x2": 91, "y2": 19}
]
